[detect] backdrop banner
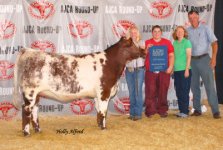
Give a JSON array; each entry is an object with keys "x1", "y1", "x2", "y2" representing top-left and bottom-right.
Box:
[{"x1": 0, "y1": 0, "x2": 215, "y2": 119}]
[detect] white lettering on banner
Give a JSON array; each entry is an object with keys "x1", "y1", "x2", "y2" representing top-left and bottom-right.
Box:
[
  {"x1": 0, "y1": 5, "x2": 13, "y2": 13},
  {"x1": 0, "y1": 87, "x2": 13, "y2": 96},
  {"x1": 153, "y1": 49, "x2": 164, "y2": 56},
  {"x1": 105, "y1": 6, "x2": 118, "y2": 14},
  {"x1": 75, "y1": 45, "x2": 100, "y2": 54},
  {"x1": 60, "y1": 45, "x2": 100, "y2": 54},
  {"x1": 178, "y1": 4, "x2": 213, "y2": 13},
  {"x1": 120, "y1": 83, "x2": 128, "y2": 91},
  {"x1": 168, "y1": 99, "x2": 178, "y2": 108},
  {"x1": 105, "y1": 5, "x2": 143, "y2": 14},
  {"x1": 16, "y1": 5, "x2": 22, "y2": 13},
  {"x1": 118, "y1": 6, "x2": 143, "y2": 14},
  {"x1": 61, "y1": 5, "x2": 99, "y2": 13},
  {"x1": 0, "y1": 5, "x2": 22, "y2": 13}
]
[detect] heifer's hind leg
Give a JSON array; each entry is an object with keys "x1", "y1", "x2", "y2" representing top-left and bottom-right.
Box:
[
  {"x1": 31, "y1": 96, "x2": 41, "y2": 133},
  {"x1": 22, "y1": 104, "x2": 31, "y2": 136},
  {"x1": 22, "y1": 91, "x2": 38, "y2": 136},
  {"x1": 97, "y1": 99, "x2": 109, "y2": 129}
]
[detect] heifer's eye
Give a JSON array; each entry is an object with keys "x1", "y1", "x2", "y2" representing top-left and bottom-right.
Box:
[
  {"x1": 124, "y1": 40, "x2": 132, "y2": 47},
  {"x1": 128, "y1": 38, "x2": 133, "y2": 45},
  {"x1": 120, "y1": 36, "x2": 126, "y2": 41}
]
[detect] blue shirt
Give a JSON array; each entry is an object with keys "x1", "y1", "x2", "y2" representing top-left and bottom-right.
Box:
[{"x1": 187, "y1": 23, "x2": 217, "y2": 56}]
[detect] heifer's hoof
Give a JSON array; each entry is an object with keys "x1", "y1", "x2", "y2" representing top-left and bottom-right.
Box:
[
  {"x1": 34, "y1": 128, "x2": 41, "y2": 133},
  {"x1": 23, "y1": 131, "x2": 30, "y2": 137},
  {"x1": 101, "y1": 126, "x2": 107, "y2": 130}
]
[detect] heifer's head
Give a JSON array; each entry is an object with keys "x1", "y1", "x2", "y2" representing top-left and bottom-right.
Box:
[{"x1": 118, "y1": 37, "x2": 146, "y2": 61}]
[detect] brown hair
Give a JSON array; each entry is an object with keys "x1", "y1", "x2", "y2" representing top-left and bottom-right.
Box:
[
  {"x1": 152, "y1": 25, "x2": 162, "y2": 32},
  {"x1": 172, "y1": 26, "x2": 188, "y2": 40},
  {"x1": 188, "y1": 10, "x2": 199, "y2": 16}
]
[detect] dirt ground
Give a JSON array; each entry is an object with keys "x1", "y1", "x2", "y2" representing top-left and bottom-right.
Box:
[{"x1": 0, "y1": 101, "x2": 223, "y2": 150}]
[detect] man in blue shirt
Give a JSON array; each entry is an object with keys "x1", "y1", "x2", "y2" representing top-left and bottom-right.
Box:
[{"x1": 187, "y1": 10, "x2": 220, "y2": 119}]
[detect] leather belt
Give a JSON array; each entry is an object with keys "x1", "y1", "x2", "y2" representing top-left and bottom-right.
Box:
[
  {"x1": 127, "y1": 66, "x2": 144, "y2": 72},
  {"x1": 192, "y1": 53, "x2": 208, "y2": 59}
]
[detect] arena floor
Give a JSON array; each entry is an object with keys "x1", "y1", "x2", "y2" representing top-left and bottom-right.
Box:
[{"x1": 0, "y1": 101, "x2": 223, "y2": 150}]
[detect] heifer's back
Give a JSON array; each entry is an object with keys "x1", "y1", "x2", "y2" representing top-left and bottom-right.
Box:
[{"x1": 14, "y1": 48, "x2": 106, "y2": 104}]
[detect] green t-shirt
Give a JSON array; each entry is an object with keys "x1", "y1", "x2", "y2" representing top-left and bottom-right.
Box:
[{"x1": 173, "y1": 38, "x2": 192, "y2": 71}]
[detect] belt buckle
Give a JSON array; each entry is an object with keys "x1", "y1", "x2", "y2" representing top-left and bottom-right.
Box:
[{"x1": 127, "y1": 67, "x2": 134, "y2": 72}]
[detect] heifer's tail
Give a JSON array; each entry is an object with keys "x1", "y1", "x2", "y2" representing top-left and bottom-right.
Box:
[{"x1": 13, "y1": 48, "x2": 25, "y2": 110}]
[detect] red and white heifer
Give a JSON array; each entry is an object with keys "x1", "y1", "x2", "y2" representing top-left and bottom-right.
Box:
[{"x1": 13, "y1": 37, "x2": 145, "y2": 136}]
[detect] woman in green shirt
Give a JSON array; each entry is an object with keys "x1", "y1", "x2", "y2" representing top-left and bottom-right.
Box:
[{"x1": 172, "y1": 26, "x2": 192, "y2": 118}]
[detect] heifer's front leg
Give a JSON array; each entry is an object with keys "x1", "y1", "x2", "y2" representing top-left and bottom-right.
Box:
[
  {"x1": 95, "y1": 98, "x2": 103, "y2": 128},
  {"x1": 97, "y1": 99, "x2": 109, "y2": 129}
]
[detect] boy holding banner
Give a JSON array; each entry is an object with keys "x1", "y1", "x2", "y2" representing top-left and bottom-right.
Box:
[{"x1": 144, "y1": 25, "x2": 174, "y2": 118}]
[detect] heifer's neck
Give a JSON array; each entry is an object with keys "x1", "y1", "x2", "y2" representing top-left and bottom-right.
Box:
[
  {"x1": 105, "y1": 45, "x2": 130, "y2": 78},
  {"x1": 99, "y1": 44, "x2": 138, "y2": 101}
]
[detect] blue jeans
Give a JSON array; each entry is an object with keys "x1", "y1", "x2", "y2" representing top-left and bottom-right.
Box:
[
  {"x1": 125, "y1": 67, "x2": 145, "y2": 117},
  {"x1": 174, "y1": 70, "x2": 192, "y2": 115},
  {"x1": 191, "y1": 55, "x2": 219, "y2": 114}
]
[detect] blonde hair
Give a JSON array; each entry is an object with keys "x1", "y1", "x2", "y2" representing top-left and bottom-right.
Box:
[
  {"x1": 125, "y1": 26, "x2": 141, "y2": 42},
  {"x1": 172, "y1": 26, "x2": 188, "y2": 40}
]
